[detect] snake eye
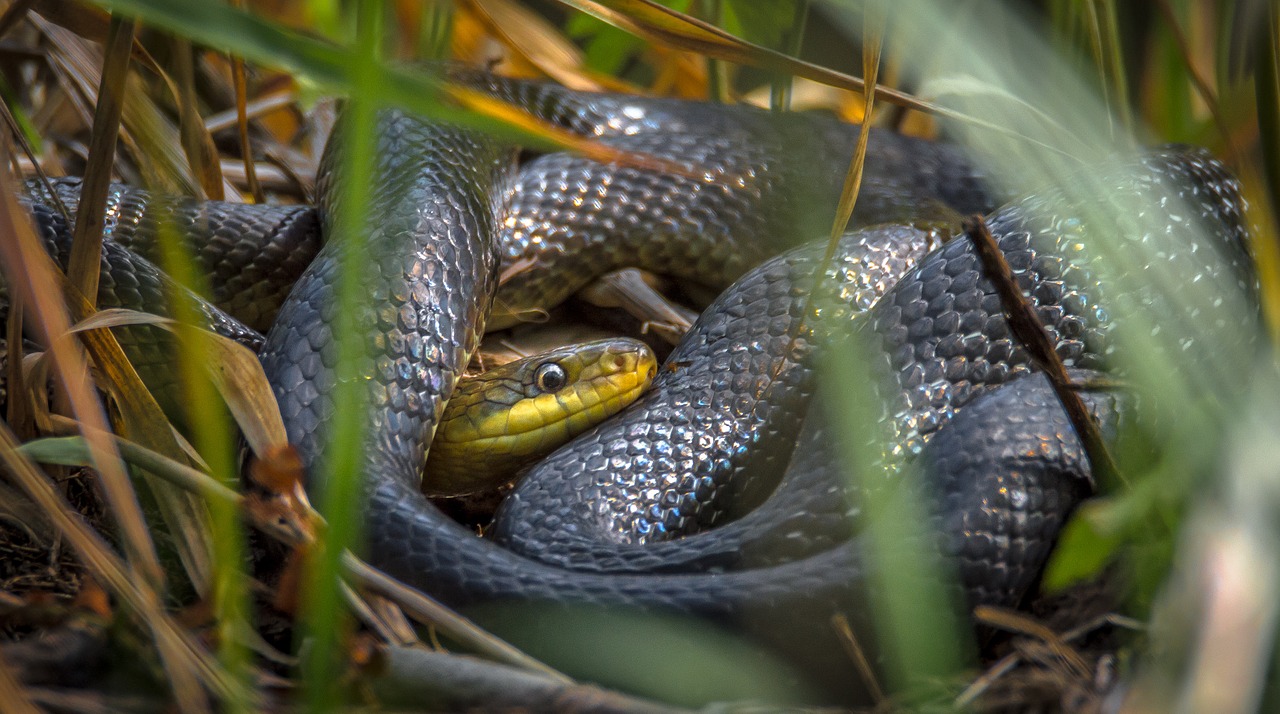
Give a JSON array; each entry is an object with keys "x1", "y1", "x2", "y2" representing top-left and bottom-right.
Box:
[{"x1": 534, "y1": 362, "x2": 568, "y2": 392}]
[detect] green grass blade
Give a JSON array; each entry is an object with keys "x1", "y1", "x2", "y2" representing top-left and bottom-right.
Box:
[{"x1": 299, "y1": 0, "x2": 382, "y2": 709}]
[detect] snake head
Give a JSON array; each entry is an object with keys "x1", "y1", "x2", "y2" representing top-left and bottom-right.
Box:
[{"x1": 424, "y1": 338, "x2": 657, "y2": 496}]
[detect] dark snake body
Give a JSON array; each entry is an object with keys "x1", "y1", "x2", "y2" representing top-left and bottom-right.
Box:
[
  {"x1": 490, "y1": 146, "x2": 1257, "y2": 587},
  {"x1": 6, "y1": 74, "x2": 1259, "y2": 701}
]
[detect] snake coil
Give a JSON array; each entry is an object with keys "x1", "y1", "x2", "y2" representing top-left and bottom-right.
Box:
[{"x1": 6, "y1": 73, "x2": 1260, "y2": 702}]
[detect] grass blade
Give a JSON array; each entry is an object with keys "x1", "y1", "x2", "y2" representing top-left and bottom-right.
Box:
[{"x1": 66, "y1": 13, "x2": 133, "y2": 309}]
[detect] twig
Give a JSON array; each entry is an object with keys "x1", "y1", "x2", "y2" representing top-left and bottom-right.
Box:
[
  {"x1": 972, "y1": 606, "x2": 1090, "y2": 678},
  {"x1": 203, "y1": 90, "x2": 298, "y2": 135},
  {"x1": 830, "y1": 613, "x2": 886, "y2": 707},
  {"x1": 955, "y1": 608, "x2": 1140, "y2": 707},
  {"x1": 374, "y1": 646, "x2": 686, "y2": 714},
  {"x1": 229, "y1": 51, "x2": 264, "y2": 202},
  {"x1": 963, "y1": 214, "x2": 1122, "y2": 489},
  {"x1": 340, "y1": 554, "x2": 572, "y2": 684}
]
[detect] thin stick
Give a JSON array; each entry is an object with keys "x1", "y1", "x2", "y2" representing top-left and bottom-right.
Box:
[
  {"x1": 229, "y1": 0, "x2": 264, "y2": 203},
  {"x1": 831, "y1": 613, "x2": 887, "y2": 706},
  {"x1": 341, "y1": 554, "x2": 572, "y2": 684},
  {"x1": 963, "y1": 214, "x2": 1122, "y2": 488}
]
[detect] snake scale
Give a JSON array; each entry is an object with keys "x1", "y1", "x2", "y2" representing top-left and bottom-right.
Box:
[{"x1": 6, "y1": 70, "x2": 1260, "y2": 701}]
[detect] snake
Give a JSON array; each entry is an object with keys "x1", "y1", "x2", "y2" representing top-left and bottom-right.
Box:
[{"x1": 6, "y1": 70, "x2": 1260, "y2": 702}]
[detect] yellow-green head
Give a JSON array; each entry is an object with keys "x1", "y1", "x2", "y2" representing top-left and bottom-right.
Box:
[{"x1": 425, "y1": 338, "x2": 657, "y2": 496}]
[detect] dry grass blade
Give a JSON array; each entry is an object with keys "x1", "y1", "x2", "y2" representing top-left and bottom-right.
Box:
[
  {"x1": 59, "y1": 20, "x2": 239, "y2": 200},
  {"x1": 552, "y1": 0, "x2": 928, "y2": 109},
  {"x1": 0, "y1": 651, "x2": 42, "y2": 714},
  {"x1": 223, "y1": 0, "x2": 263, "y2": 203},
  {"x1": 0, "y1": 422, "x2": 229, "y2": 714},
  {"x1": 0, "y1": 79, "x2": 73, "y2": 224},
  {"x1": 18, "y1": 427, "x2": 564, "y2": 685},
  {"x1": 963, "y1": 214, "x2": 1122, "y2": 489},
  {"x1": 28, "y1": 0, "x2": 170, "y2": 82},
  {"x1": 826, "y1": 4, "x2": 883, "y2": 248},
  {"x1": 340, "y1": 554, "x2": 572, "y2": 683},
  {"x1": 779, "y1": 4, "x2": 883, "y2": 407},
  {"x1": 171, "y1": 38, "x2": 225, "y2": 201},
  {"x1": 69, "y1": 307, "x2": 287, "y2": 453},
  {"x1": 0, "y1": 161, "x2": 238, "y2": 709},
  {"x1": 375, "y1": 646, "x2": 684, "y2": 714},
  {"x1": 368, "y1": 595, "x2": 419, "y2": 646},
  {"x1": 0, "y1": 155, "x2": 169, "y2": 593},
  {"x1": 188, "y1": 329, "x2": 286, "y2": 454},
  {"x1": 341, "y1": 582, "x2": 403, "y2": 645},
  {"x1": 446, "y1": 84, "x2": 692, "y2": 177},
  {"x1": 830, "y1": 613, "x2": 886, "y2": 706},
  {"x1": 1, "y1": 145, "x2": 217, "y2": 589},
  {"x1": 62, "y1": 306, "x2": 217, "y2": 590},
  {"x1": 203, "y1": 90, "x2": 296, "y2": 134},
  {"x1": 1153, "y1": 0, "x2": 1235, "y2": 160},
  {"x1": 25, "y1": 688, "x2": 156, "y2": 714},
  {"x1": 459, "y1": 0, "x2": 612, "y2": 92},
  {"x1": 230, "y1": 53, "x2": 263, "y2": 203},
  {"x1": 218, "y1": 158, "x2": 302, "y2": 194},
  {"x1": 65, "y1": 13, "x2": 134, "y2": 306},
  {"x1": 955, "y1": 651, "x2": 1021, "y2": 708},
  {"x1": 553, "y1": 0, "x2": 1063, "y2": 152},
  {"x1": 972, "y1": 606, "x2": 1091, "y2": 678},
  {"x1": 957, "y1": 611, "x2": 1139, "y2": 707},
  {"x1": 348, "y1": 597, "x2": 403, "y2": 650},
  {"x1": 34, "y1": 15, "x2": 194, "y2": 194}
]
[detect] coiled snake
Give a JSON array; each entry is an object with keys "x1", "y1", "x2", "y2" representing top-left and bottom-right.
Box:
[{"x1": 9, "y1": 70, "x2": 1260, "y2": 701}]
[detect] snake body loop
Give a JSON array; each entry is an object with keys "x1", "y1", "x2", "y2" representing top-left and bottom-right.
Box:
[{"x1": 258, "y1": 108, "x2": 511, "y2": 501}]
